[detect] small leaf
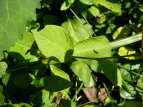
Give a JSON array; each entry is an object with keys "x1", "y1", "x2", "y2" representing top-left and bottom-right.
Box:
[
  {"x1": 0, "y1": 62, "x2": 7, "y2": 78},
  {"x1": 70, "y1": 61, "x2": 94, "y2": 87},
  {"x1": 79, "y1": 0, "x2": 93, "y2": 5},
  {"x1": 118, "y1": 47, "x2": 141, "y2": 60},
  {"x1": 73, "y1": 36, "x2": 112, "y2": 58},
  {"x1": 32, "y1": 25, "x2": 74, "y2": 62},
  {"x1": 50, "y1": 65, "x2": 70, "y2": 81},
  {"x1": 44, "y1": 75, "x2": 72, "y2": 92},
  {"x1": 88, "y1": 6, "x2": 100, "y2": 17},
  {"x1": 98, "y1": 59, "x2": 122, "y2": 87},
  {"x1": 12, "y1": 103, "x2": 33, "y2": 107},
  {"x1": 112, "y1": 25, "x2": 131, "y2": 40},
  {"x1": 92, "y1": 0, "x2": 121, "y2": 15},
  {"x1": 60, "y1": 0, "x2": 75, "y2": 10}
]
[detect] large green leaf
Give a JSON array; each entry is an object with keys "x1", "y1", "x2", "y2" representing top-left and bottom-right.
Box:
[
  {"x1": 32, "y1": 25, "x2": 74, "y2": 62},
  {"x1": 9, "y1": 32, "x2": 37, "y2": 60},
  {"x1": 98, "y1": 59, "x2": 122, "y2": 87},
  {"x1": 0, "y1": 0, "x2": 40, "y2": 59},
  {"x1": 62, "y1": 19, "x2": 94, "y2": 43},
  {"x1": 73, "y1": 36, "x2": 112, "y2": 58},
  {"x1": 92, "y1": 0, "x2": 121, "y2": 15},
  {"x1": 70, "y1": 61, "x2": 94, "y2": 87}
]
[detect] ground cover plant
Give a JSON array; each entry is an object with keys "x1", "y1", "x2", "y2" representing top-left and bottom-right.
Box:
[{"x1": 0, "y1": 0, "x2": 143, "y2": 107}]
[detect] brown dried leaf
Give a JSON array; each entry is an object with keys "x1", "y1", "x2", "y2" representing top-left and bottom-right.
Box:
[{"x1": 82, "y1": 88, "x2": 107, "y2": 103}]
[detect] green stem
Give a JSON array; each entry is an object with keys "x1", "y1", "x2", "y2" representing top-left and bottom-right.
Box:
[
  {"x1": 110, "y1": 32, "x2": 142, "y2": 48},
  {"x1": 71, "y1": 82, "x2": 84, "y2": 102}
]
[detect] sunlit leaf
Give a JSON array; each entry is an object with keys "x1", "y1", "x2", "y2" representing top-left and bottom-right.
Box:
[
  {"x1": 73, "y1": 36, "x2": 112, "y2": 58},
  {"x1": 79, "y1": 0, "x2": 93, "y2": 5},
  {"x1": 112, "y1": 25, "x2": 131, "y2": 40},
  {"x1": 118, "y1": 47, "x2": 141, "y2": 60},
  {"x1": 32, "y1": 25, "x2": 74, "y2": 62}
]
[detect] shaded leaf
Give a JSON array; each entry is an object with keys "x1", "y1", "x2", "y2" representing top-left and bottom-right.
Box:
[
  {"x1": 124, "y1": 101, "x2": 143, "y2": 107},
  {"x1": 44, "y1": 75, "x2": 72, "y2": 92},
  {"x1": 98, "y1": 59, "x2": 122, "y2": 87},
  {"x1": 112, "y1": 25, "x2": 131, "y2": 40},
  {"x1": 73, "y1": 36, "x2": 112, "y2": 58},
  {"x1": 32, "y1": 25, "x2": 74, "y2": 62},
  {"x1": 0, "y1": 0, "x2": 40, "y2": 59},
  {"x1": 0, "y1": 93, "x2": 5, "y2": 105},
  {"x1": 12, "y1": 73, "x2": 34, "y2": 89}
]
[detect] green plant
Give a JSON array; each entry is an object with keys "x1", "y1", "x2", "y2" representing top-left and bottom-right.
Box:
[{"x1": 0, "y1": 0, "x2": 143, "y2": 107}]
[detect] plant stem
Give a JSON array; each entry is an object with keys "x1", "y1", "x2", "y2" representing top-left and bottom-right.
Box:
[
  {"x1": 71, "y1": 82, "x2": 84, "y2": 102},
  {"x1": 110, "y1": 32, "x2": 142, "y2": 48}
]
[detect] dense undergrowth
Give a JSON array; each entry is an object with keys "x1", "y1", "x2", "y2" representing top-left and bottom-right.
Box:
[{"x1": 0, "y1": 0, "x2": 143, "y2": 107}]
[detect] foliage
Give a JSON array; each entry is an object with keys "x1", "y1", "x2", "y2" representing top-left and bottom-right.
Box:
[{"x1": 0, "y1": 0, "x2": 143, "y2": 107}]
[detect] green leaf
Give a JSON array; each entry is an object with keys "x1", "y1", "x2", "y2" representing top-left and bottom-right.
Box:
[
  {"x1": 9, "y1": 32, "x2": 38, "y2": 60},
  {"x1": 124, "y1": 101, "x2": 143, "y2": 107},
  {"x1": 98, "y1": 59, "x2": 122, "y2": 87},
  {"x1": 0, "y1": 93, "x2": 5, "y2": 105},
  {"x1": 79, "y1": 0, "x2": 93, "y2": 5},
  {"x1": 88, "y1": 6, "x2": 100, "y2": 17},
  {"x1": 70, "y1": 61, "x2": 94, "y2": 87},
  {"x1": 62, "y1": 19, "x2": 94, "y2": 43},
  {"x1": 0, "y1": 0, "x2": 41, "y2": 59},
  {"x1": 92, "y1": 0, "x2": 121, "y2": 15},
  {"x1": 120, "y1": 83, "x2": 135, "y2": 99},
  {"x1": 73, "y1": 36, "x2": 112, "y2": 58},
  {"x1": 112, "y1": 25, "x2": 131, "y2": 40},
  {"x1": 60, "y1": 0, "x2": 75, "y2": 10},
  {"x1": 12, "y1": 103, "x2": 32, "y2": 107},
  {"x1": 50, "y1": 65, "x2": 70, "y2": 81},
  {"x1": 12, "y1": 73, "x2": 34, "y2": 89},
  {"x1": 32, "y1": 25, "x2": 74, "y2": 62},
  {"x1": 0, "y1": 62, "x2": 7, "y2": 78},
  {"x1": 32, "y1": 89, "x2": 57, "y2": 107},
  {"x1": 44, "y1": 75, "x2": 72, "y2": 92}
]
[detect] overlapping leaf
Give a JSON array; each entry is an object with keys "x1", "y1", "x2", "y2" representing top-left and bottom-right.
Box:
[
  {"x1": 0, "y1": 0, "x2": 40, "y2": 59},
  {"x1": 62, "y1": 19, "x2": 94, "y2": 43}
]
